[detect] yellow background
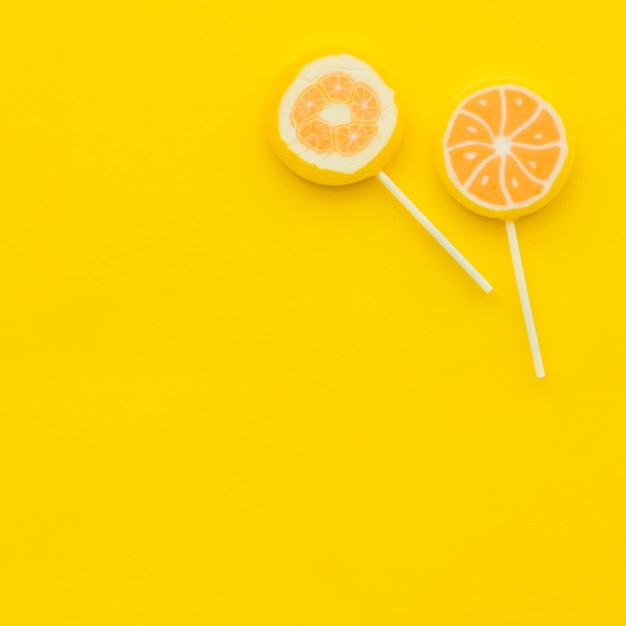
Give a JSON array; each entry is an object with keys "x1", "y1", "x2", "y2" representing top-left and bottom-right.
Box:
[{"x1": 1, "y1": 1, "x2": 625, "y2": 624}]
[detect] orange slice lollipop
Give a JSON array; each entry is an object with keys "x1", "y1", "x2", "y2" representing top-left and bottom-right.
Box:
[
  {"x1": 438, "y1": 80, "x2": 574, "y2": 221},
  {"x1": 267, "y1": 51, "x2": 403, "y2": 186},
  {"x1": 266, "y1": 51, "x2": 493, "y2": 293},
  {"x1": 437, "y1": 78, "x2": 575, "y2": 376}
]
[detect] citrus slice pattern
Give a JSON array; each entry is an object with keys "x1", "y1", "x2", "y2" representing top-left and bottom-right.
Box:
[
  {"x1": 271, "y1": 53, "x2": 401, "y2": 185},
  {"x1": 288, "y1": 70, "x2": 382, "y2": 160},
  {"x1": 290, "y1": 85, "x2": 328, "y2": 127},
  {"x1": 350, "y1": 83, "x2": 381, "y2": 123},
  {"x1": 296, "y1": 119, "x2": 333, "y2": 153},
  {"x1": 318, "y1": 73, "x2": 354, "y2": 103},
  {"x1": 291, "y1": 76, "x2": 380, "y2": 156},
  {"x1": 440, "y1": 81, "x2": 573, "y2": 219},
  {"x1": 334, "y1": 123, "x2": 377, "y2": 156}
]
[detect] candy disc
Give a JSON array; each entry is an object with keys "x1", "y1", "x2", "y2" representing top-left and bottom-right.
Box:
[
  {"x1": 266, "y1": 50, "x2": 404, "y2": 186},
  {"x1": 436, "y1": 78, "x2": 575, "y2": 220}
]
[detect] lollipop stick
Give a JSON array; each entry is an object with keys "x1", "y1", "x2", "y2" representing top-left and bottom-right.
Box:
[
  {"x1": 376, "y1": 171, "x2": 493, "y2": 293},
  {"x1": 505, "y1": 220, "x2": 545, "y2": 378}
]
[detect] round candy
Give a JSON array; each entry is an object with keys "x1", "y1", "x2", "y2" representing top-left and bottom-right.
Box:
[
  {"x1": 435, "y1": 78, "x2": 575, "y2": 221},
  {"x1": 266, "y1": 50, "x2": 405, "y2": 186}
]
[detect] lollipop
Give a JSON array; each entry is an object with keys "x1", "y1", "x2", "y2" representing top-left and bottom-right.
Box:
[
  {"x1": 267, "y1": 50, "x2": 493, "y2": 293},
  {"x1": 436, "y1": 78, "x2": 575, "y2": 376}
]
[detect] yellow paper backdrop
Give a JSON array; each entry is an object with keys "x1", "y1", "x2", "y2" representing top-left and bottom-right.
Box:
[{"x1": 1, "y1": 1, "x2": 625, "y2": 624}]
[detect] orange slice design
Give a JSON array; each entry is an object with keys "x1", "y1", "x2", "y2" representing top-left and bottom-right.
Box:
[
  {"x1": 443, "y1": 85, "x2": 567, "y2": 209},
  {"x1": 510, "y1": 145, "x2": 561, "y2": 181},
  {"x1": 350, "y1": 83, "x2": 381, "y2": 123},
  {"x1": 290, "y1": 74, "x2": 383, "y2": 157},
  {"x1": 291, "y1": 85, "x2": 328, "y2": 126},
  {"x1": 504, "y1": 156, "x2": 543, "y2": 203},
  {"x1": 334, "y1": 123, "x2": 376, "y2": 156},
  {"x1": 296, "y1": 119, "x2": 333, "y2": 152},
  {"x1": 467, "y1": 156, "x2": 507, "y2": 206},
  {"x1": 318, "y1": 73, "x2": 354, "y2": 103},
  {"x1": 448, "y1": 143, "x2": 496, "y2": 186},
  {"x1": 503, "y1": 88, "x2": 538, "y2": 136},
  {"x1": 462, "y1": 90, "x2": 502, "y2": 136},
  {"x1": 512, "y1": 108, "x2": 561, "y2": 145},
  {"x1": 446, "y1": 113, "x2": 493, "y2": 146}
]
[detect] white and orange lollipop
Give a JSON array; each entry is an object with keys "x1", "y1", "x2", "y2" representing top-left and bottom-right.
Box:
[
  {"x1": 436, "y1": 78, "x2": 575, "y2": 376},
  {"x1": 267, "y1": 50, "x2": 493, "y2": 293}
]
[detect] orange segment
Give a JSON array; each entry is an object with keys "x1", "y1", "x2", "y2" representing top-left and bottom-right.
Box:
[
  {"x1": 296, "y1": 118, "x2": 333, "y2": 152},
  {"x1": 291, "y1": 85, "x2": 328, "y2": 126},
  {"x1": 504, "y1": 155, "x2": 544, "y2": 203},
  {"x1": 512, "y1": 108, "x2": 561, "y2": 145},
  {"x1": 466, "y1": 156, "x2": 507, "y2": 206},
  {"x1": 510, "y1": 145, "x2": 561, "y2": 181},
  {"x1": 503, "y1": 88, "x2": 539, "y2": 137},
  {"x1": 350, "y1": 83, "x2": 381, "y2": 123},
  {"x1": 462, "y1": 88, "x2": 502, "y2": 136},
  {"x1": 448, "y1": 143, "x2": 496, "y2": 186},
  {"x1": 334, "y1": 123, "x2": 377, "y2": 156},
  {"x1": 318, "y1": 73, "x2": 354, "y2": 103},
  {"x1": 446, "y1": 112, "x2": 493, "y2": 146}
]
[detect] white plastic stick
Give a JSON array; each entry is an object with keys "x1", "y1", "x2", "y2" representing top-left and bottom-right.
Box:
[
  {"x1": 505, "y1": 220, "x2": 545, "y2": 378},
  {"x1": 376, "y1": 171, "x2": 493, "y2": 293}
]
